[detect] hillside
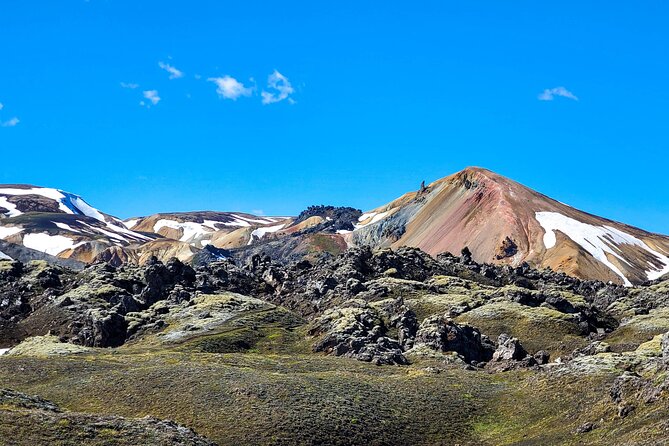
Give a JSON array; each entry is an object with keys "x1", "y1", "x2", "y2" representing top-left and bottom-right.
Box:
[
  {"x1": 350, "y1": 167, "x2": 669, "y2": 285},
  {"x1": 2, "y1": 246, "x2": 669, "y2": 445}
]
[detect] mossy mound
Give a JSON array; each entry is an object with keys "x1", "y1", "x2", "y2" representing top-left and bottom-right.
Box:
[
  {"x1": 0, "y1": 388, "x2": 215, "y2": 446},
  {"x1": 6, "y1": 335, "x2": 93, "y2": 357},
  {"x1": 0, "y1": 352, "x2": 499, "y2": 446},
  {"x1": 604, "y1": 308, "x2": 669, "y2": 352},
  {"x1": 456, "y1": 302, "x2": 587, "y2": 357}
]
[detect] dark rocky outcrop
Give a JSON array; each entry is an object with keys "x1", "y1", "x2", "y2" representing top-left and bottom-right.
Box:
[
  {"x1": 413, "y1": 315, "x2": 495, "y2": 364},
  {"x1": 309, "y1": 300, "x2": 407, "y2": 365},
  {"x1": 292, "y1": 205, "x2": 362, "y2": 233}
]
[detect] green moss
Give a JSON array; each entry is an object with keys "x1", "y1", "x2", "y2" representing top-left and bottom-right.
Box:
[
  {"x1": 456, "y1": 302, "x2": 586, "y2": 357},
  {"x1": 7, "y1": 335, "x2": 93, "y2": 357},
  {"x1": 605, "y1": 308, "x2": 669, "y2": 352},
  {"x1": 0, "y1": 352, "x2": 498, "y2": 446},
  {"x1": 406, "y1": 293, "x2": 485, "y2": 322}
]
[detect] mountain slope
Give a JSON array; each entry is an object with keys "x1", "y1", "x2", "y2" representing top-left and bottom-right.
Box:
[
  {"x1": 0, "y1": 185, "x2": 155, "y2": 262},
  {"x1": 127, "y1": 211, "x2": 291, "y2": 249},
  {"x1": 350, "y1": 167, "x2": 669, "y2": 285}
]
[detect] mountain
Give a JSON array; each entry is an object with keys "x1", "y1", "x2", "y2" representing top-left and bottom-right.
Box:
[
  {"x1": 0, "y1": 186, "x2": 295, "y2": 265},
  {"x1": 2, "y1": 170, "x2": 668, "y2": 286},
  {"x1": 126, "y1": 211, "x2": 291, "y2": 249},
  {"x1": 0, "y1": 185, "x2": 155, "y2": 263},
  {"x1": 349, "y1": 167, "x2": 669, "y2": 285}
]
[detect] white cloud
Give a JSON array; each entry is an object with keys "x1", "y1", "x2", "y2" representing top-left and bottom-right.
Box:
[
  {"x1": 251, "y1": 209, "x2": 265, "y2": 216},
  {"x1": 208, "y1": 76, "x2": 252, "y2": 100},
  {"x1": 159, "y1": 61, "x2": 184, "y2": 80},
  {"x1": 261, "y1": 70, "x2": 294, "y2": 104},
  {"x1": 538, "y1": 86, "x2": 578, "y2": 101},
  {"x1": 0, "y1": 103, "x2": 3, "y2": 110},
  {"x1": 142, "y1": 90, "x2": 161, "y2": 106},
  {"x1": 120, "y1": 82, "x2": 139, "y2": 89},
  {"x1": 1, "y1": 117, "x2": 19, "y2": 127}
]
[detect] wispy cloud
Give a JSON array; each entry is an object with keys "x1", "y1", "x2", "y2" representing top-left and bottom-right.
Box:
[
  {"x1": 538, "y1": 86, "x2": 578, "y2": 101},
  {"x1": 120, "y1": 82, "x2": 139, "y2": 89},
  {"x1": 141, "y1": 90, "x2": 161, "y2": 106},
  {"x1": 208, "y1": 76, "x2": 252, "y2": 100},
  {"x1": 251, "y1": 209, "x2": 265, "y2": 216},
  {"x1": 0, "y1": 103, "x2": 3, "y2": 111},
  {"x1": 261, "y1": 70, "x2": 294, "y2": 105},
  {"x1": 1, "y1": 117, "x2": 19, "y2": 127},
  {"x1": 159, "y1": 61, "x2": 184, "y2": 80}
]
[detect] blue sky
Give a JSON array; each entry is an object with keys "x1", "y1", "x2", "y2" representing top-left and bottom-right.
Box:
[{"x1": 0, "y1": 1, "x2": 668, "y2": 233}]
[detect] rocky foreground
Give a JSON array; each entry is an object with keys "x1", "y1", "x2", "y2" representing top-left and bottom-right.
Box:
[{"x1": 2, "y1": 246, "x2": 669, "y2": 445}]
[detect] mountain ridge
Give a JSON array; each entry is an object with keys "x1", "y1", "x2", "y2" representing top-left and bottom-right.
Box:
[{"x1": 1, "y1": 167, "x2": 668, "y2": 285}]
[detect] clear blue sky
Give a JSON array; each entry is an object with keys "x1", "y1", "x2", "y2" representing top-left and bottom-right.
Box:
[{"x1": 0, "y1": 1, "x2": 668, "y2": 234}]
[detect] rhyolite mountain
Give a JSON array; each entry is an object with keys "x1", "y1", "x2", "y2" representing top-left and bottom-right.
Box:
[
  {"x1": 1, "y1": 167, "x2": 668, "y2": 285},
  {"x1": 349, "y1": 167, "x2": 669, "y2": 286}
]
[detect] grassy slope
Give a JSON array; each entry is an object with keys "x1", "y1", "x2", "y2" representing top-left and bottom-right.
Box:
[
  {"x1": 3, "y1": 287, "x2": 669, "y2": 445},
  {"x1": 0, "y1": 352, "x2": 498, "y2": 446},
  {"x1": 2, "y1": 347, "x2": 669, "y2": 445}
]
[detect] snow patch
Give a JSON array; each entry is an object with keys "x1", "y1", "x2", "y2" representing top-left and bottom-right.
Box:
[
  {"x1": 67, "y1": 195, "x2": 105, "y2": 221},
  {"x1": 536, "y1": 211, "x2": 669, "y2": 286},
  {"x1": 124, "y1": 219, "x2": 140, "y2": 229},
  {"x1": 0, "y1": 197, "x2": 21, "y2": 217},
  {"x1": 0, "y1": 250, "x2": 11, "y2": 260},
  {"x1": 0, "y1": 348, "x2": 10, "y2": 356},
  {"x1": 231, "y1": 214, "x2": 275, "y2": 225},
  {"x1": 248, "y1": 223, "x2": 285, "y2": 245},
  {"x1": 202, "y1": 220, "x2": 223, "y2": 230},
  {"x1": 22, "y1": 233, "x2": 86, "y2": 256},
  {"x1": 154, "y1": 219, "x2": 217, "y2": 242},
  {"x1": 53, "y1": 221, "x2": 78, "y2": 232},
  {"x1": 92, "y1": 226, "x2": 128, "y2": 242},
  {"x1": 354, "y1": 211, "x2": 390, "y2": 230},
  {"x1": 358, "y1": 212, "x2": 377, "y2": 222},
  {"x1": 0, "y1": 226, "x2": 23, "y2": 239},
  {"x1": 222, "y1": 220, "x2": 251, "y2": 227}
]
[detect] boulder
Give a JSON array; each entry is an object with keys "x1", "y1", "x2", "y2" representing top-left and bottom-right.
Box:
[{"x1": 492, "y1": 333, "x2": 528, "y2": 361}]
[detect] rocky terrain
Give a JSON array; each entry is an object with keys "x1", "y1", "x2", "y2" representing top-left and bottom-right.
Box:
[{"x1": 1, "y1": 241, "x2": 669, "y2": 444}]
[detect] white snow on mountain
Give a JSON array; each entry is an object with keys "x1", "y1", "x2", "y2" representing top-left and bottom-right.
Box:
[
  {"x1": 53, "y1": 222, "x2": 78, "y2": 232},
  {"x1": 0, "y1": 187, "x2": 73, "y2": 214},
  {"x1": 248, "y1": 223, "x2": 285, "y2": 245},
  {"x1": 230, "y1": 214, "x2": 276, "y2": 225},
  {"x1": 154, "y1": 215, "x2": 284, "y2": 244},
  {"x1": 536, "y1": 211, "x2": 669, "y2": 286},
  {"x1": 22, "y1": 233, "x2": 86, "y2": 256},
  {"x1": 354, "y1": 211, "x2": 389, "y2": 230},
  {"x1": 0, "y1": 226, "x2": 22, "y2": 239},
  {"x1": 124, "y1": 219, "x2": 140, "y2": 229},
  {"x1": 0, "y1": 186, "x2": 151, "y2": 243},
  {"x1": 154, "y1": 219, "x2": 224, "y2": 242},
  {"x1": 0, "y1": 197, "x2": 20, "y2": 217},
  {"x1": 0, "y1": 250, "x2": 11, "y2": 260}
]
